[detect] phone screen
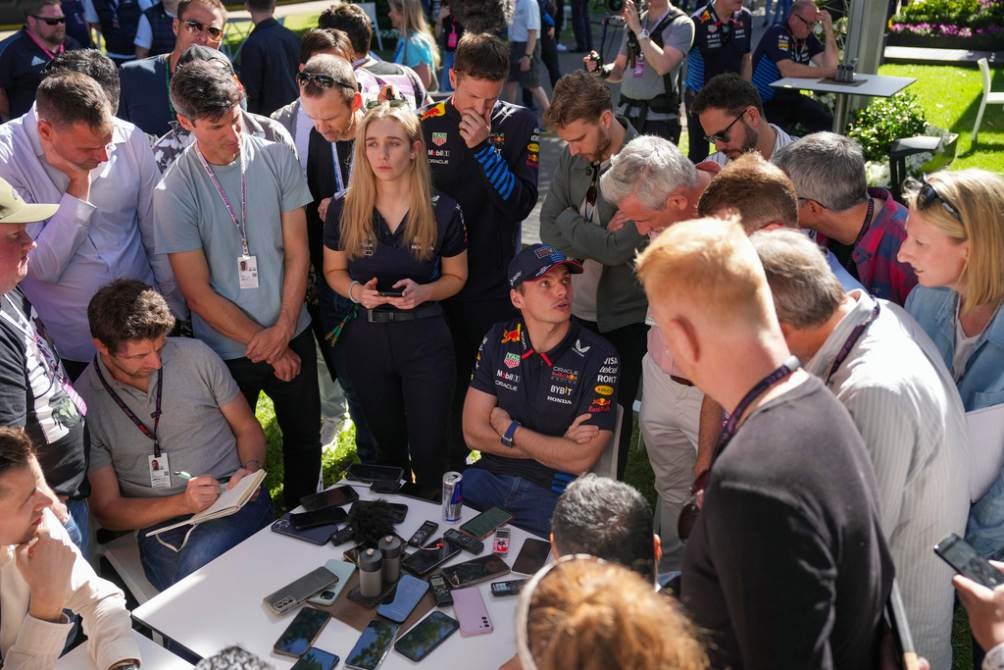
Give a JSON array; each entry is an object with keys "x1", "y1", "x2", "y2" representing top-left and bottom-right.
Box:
[
  {"x1": 271, "y1": 514, "x2": 340, "y2": 546},
  {"x1": 935, "y1": 533, "x2": 1004, "y2": 589},
  {"x1": 460, "y1": 507, "x2": 513, "y2": 539},
  {"x1": 300, "y1": 485, "x2": 359, "y2": 512},
  {"x1": 291, "y1": 647, "x2": 339, "y2": 670},
  {"x1": 273, "y1": 607, "x2": 330, "y2": 657},
  {"x1": 348, "y1": 463, "x2": 403, "y2": 483},
  {"x1": 291, "y1": 506, "x2": 348, "y2": 530},
  {"x1": 394, "y1": 611, "x2": 459, "y2": 662},
  {"x1": 345, "y1": 619, "x2": 400, "y2": 670},
  {"x1": 512, "y1": 538, "x2": 552, "y2": 575},
  {"x1": 402, "y1": 537, "x2": 462, "y2": 576},
  {"x1": 376, "y1": 573, "x2": 430, "y2": 623},
  {"x1": 443, "y1": 554, "x2": 510, "y2": 588}
]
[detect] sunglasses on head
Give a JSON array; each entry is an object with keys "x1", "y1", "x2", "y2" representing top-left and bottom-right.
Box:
[
  {"x1": 31, "y1": 14, "x2": 65, "y2": 25},
  {"x1": 365, "y1": 98, "x2": 408, "y2": 110},
  {"x1": 908, "y1": 177, "x2": 963, "y2": 223},
  {"x1": 296, "y1": 71, "x2": 358, "y2": 91},
  {"x1": 182, "y1": 19, "x2": 223, "y2": 40},
  {"x1": 704, "y1": 107, "x2": 749, "y2": 144}
]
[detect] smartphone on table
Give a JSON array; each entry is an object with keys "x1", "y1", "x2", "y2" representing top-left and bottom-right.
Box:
[
  {"x1": 441, "y1": 553, "x2": 510, "y2": 588},
  {"x1": 346, "y1": 463, "x2": 404, "y2": 484},
  {"x1": 934, "y1": 532, "x2": 1004, "y2": 589},
  {"x1": 512, "y1": 538, "x2": 552, "y2": 575},
  {"x1": 300, "y1": 484, "x2": 359, "y2": 512},
  {"x1": 402, "y1": 537, "x2": 462, "y2": 576},
  {"x1": 290, "y1": 506, "x2": 348, "y2": 530},
  {"x1": 272, "y1": 607, "x2": 330, "y2": 657},
  {"x1": 451, "y1": 587, "x2": 493, "y2": 637},
  {"x1": 290, "y1": 647, "x2": 339, "y2": 670},
  {"x1": 307, "y1": 559, "x2": 356, "y2": 607},
  {"x1": 394, "y1": 611, "x2": 460, "y2": 662},
  {"x1": 375, "y1": 573, "x2": 430, "y2": 623},
  {"x1": 459, "y1": 506, "x2": 513, "y2": 540},
  {"x1": 345, "y1": 618, "x2": 400, "y2": 670}
]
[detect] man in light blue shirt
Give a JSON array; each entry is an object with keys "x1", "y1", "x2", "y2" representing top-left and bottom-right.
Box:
[{"x1": 0, "y1": 71, "x2": 182, "y2": 378}]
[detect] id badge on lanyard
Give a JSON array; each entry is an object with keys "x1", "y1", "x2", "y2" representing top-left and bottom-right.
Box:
[{"x1": 196, "y1": 144, "x2": 259, "y2": 289}]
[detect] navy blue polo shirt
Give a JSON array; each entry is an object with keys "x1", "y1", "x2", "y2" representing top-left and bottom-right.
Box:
[
  {"x1": 323, "y1": 192, "x2": 467, "y2": 294},
  {"x1": 751, "y1": 24, "x2": 823, "y2": 103},
  {"x1": 686, "y1": 2, "x2": 752, "y2": 93},
  {"x1": 0, "y1": 31, "x2": 81, "y2": 120},
  {"x1": 470, "y1": 318, "x2": 620, "y2": 493},
  {"x1": 118, "y1": 53, "x2": 173, "y2": 136}
]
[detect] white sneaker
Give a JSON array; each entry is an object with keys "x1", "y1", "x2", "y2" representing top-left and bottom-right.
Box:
[{"x1": 557, "y1": 43, "x2": 569, "y2": 52}]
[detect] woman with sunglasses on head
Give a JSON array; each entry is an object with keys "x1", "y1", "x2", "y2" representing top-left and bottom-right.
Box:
[
  {"x1": 898, "y1": 169, "x2": 1004, "y2": 560},
  {"x1": 388, "y1": 0, "x2": 441, "y2": 91},
  {"x1": 323, "y1": 101, "x2": 467, "y2": 493}
]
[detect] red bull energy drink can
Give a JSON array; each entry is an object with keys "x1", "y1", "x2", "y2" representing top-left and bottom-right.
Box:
[{"x1": 442, "y1": 471, "x2": 463, "y2": 523}]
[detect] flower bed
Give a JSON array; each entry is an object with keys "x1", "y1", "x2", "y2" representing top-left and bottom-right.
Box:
[{"x1": 888, "y1": 0, "x2": 1003, "y2": 49}]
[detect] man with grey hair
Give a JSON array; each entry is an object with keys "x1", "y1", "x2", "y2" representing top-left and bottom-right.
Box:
[
  {"x1": 750, "y1": 227, "x2": 968, "y2": 669},
  {"x1": 154, "y1": 59, "x2": 320, "y2": 511},
  {"x1": 773, "y1": 131, "x2": 917, "y2": 305},
  {"x1": 599, "y1": 134, "x2": 716, "y2": 571}
]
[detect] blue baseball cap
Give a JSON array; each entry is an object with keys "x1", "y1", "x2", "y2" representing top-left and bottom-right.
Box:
[{"x1": 508, "y1": 244, "x2": 583, "y2": 288}]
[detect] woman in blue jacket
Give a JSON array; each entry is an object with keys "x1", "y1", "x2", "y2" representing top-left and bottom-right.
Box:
[{"x1": 898, "y1": 169, "x2": 1004, "y2": 558}]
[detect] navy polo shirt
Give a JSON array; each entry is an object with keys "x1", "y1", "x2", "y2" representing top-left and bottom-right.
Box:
[
  {"x1": 751, "y1": 24, "x2": 823, "y2": 103},
  {"x1": 323, "y1": 192, "x2": 467, "y2": 294},
  {"x1": 0, "y1": 31, "x2": 81, "y2": 120},
  {"x1": 470, "y1": 318, "x2": 620, "y2": 493},
  {"x1": 118, "y1": 53, "x2": 173, "y2": 136},
  {"x1": 686, "y1": 2, "x2": 752, "y2": 93}
]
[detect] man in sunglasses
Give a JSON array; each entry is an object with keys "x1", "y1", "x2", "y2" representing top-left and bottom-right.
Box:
[
  {"x1": 118, "y1": 0, "x2": 226, "y2": 136},
  {"x1": 692, "y1": 73, "x2": 792, "y2": 166},
  {"x1": 774, "y1": 131, "x2": 918, "y2": 306},
  {"x1": 750, "y1": 0, "x2": 837, "y2": 135},
  {"x1": 0, "y1": 0, "x2": 81, "y2": 122},
  {"x1": 538, "y1": 71, "x2": 646, "y2": 482}
]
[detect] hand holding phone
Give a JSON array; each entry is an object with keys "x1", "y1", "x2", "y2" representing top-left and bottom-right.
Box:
[{"x1": 934, "y1": 533, "x2": 1004, "y2": 589}]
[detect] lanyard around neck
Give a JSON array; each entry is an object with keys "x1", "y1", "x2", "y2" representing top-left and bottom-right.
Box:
[
  {"x1": 94, "y1": 359, "x2": 164, "y2": 458},
  {"x1": 713, "y1": 355, "x2": 800, "y2": 459},
  {"x1": 196, "y1": 143, "x2": 250, "y2": 256},
  {"x1": 826, "y1": 303, "x2": 880, "y2": 383}
]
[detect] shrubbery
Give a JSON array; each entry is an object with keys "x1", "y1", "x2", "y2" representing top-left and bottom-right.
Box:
[
  {"x1": 847, "y1": 92, "x2": 927, "y2": 162},
  {"x1": 890, "y1": 0, "x2": 1004, "y2": 37}
]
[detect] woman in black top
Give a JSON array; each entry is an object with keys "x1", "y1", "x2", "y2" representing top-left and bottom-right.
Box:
[{"x1": 324, "y1": 101, "x2": 467, "y2": 490}]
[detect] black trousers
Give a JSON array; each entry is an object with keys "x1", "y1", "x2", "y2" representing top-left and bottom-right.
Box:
[
  {"x1": 685, "y1": 89, "x2": 711, "y2": 163},
  {"x1": 578, "y1": 320, "x2": 648, "y2": 480},
  {"x1": 443, "y1": 297, "x2": 517, "y2": 470},
  {"x1": 225, "y1": 328, "x2": 321, "y2": 510},
  {"x1": 629, "y1": 116, "x2": 682, "y2": 145},
  {"x1": 336, "y1": 313, "x2": 456, "y2": 488},
  {"x1": 764, "y1": 91, "x2": 834, "y2": 136}
]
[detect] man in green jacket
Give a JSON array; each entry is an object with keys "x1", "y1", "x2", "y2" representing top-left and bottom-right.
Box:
[{"x1": 539, "y1": 71, "x2": 648, "y2": 479}]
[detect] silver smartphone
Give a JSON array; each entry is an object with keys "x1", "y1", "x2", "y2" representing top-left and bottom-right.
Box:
[{"x1": 264, "y1": 566, "x2": 338, "y2": 615}]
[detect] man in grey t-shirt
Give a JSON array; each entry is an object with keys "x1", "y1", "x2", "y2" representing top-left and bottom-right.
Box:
[
  {"x1": 154, "y1": 60, "x2": 319, "y2": 510},
  {"x1": 79, "y1": 280, "x2": 272, "y2": 591},
  {"x1": 585, "y1": 0, "x2": 693, "y2": 142}
]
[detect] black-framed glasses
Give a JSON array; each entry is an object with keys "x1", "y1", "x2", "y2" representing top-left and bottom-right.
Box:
[
  {"x1": 365, "y1": 99, "x2": 408, "y2": 110},
  {"x1": 182, "y1": 19, "x2": 223, "y2": 40},
  {"x1": 793, "y1": 12, "x2": 818, "y2": 30},
  {"x1": 297, "y1": 71, "x2": 358, "y2": 91},
  {"x1": 908, "y1": 177, "x2": 963, "y2": 223},
  {"x1": 704, "y1": 107, "x2": 748, "y2": 144},
  {"x1": 31, "y1": 14, "x2": 66, "y2": 25}
]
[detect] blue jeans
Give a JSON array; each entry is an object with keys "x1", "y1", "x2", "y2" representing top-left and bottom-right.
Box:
[
  {"x1": 461, "y1": 469, "x2": 559, "y2": 538},
  {"x1": 65, "y1": 497, "x2": 91, "y2": 560},
  {"x1": 138, "y1": 485, "x2": 274, "y2": 591}
]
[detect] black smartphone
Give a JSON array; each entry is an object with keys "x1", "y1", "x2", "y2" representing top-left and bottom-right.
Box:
[
  {"x1": 377, "y1": 288, "x2": 404, "y2": 297},
  {"x1": 349, "y1": 500, "x2": 408, "y2": 524},
  {"x1": 490, "y1": 579, "x2": 526, "y2": 597},
  {"x1": 345, "y1": 619, "x2": 400, "y2": 670},
  {"x1": 402, "y1": 537, "x2": 462, "y2": 576},
  {"x1": 394, "y1": 611, "x2": 460, "y2": 662},
  {"x1": 376, "y1": 573, "x2": 430, "y2": 623},
  {"x1": 271, "y1": 513, "x2": 340, "y2": 545},
  {"x1": 512, "y1": 538, "x2": 552, "y2": 575},
  {"x1": 347, "y1": 463, "x2": 404, "y2": 484},
  {"x1": 459, "y1": 506, "x2": 513, "y2": 540},
  {"x1": 300, "y1": 484, "x2": 359, "y2": 512},
  {"x1": 290, "y1": 647, "x2": 339, "y2": 670},
  {"x1": 272, "y1": 607, "x2": 330, "y2": 657},
  {"x1": 290, "y1": 506, "x2": 348, "y2": 530},
  {"x1": 408, "y1": 520, "x2": 439, "y2": 548},
  {"x1": 370, "y1": 479, "x2": 402, "y2": 494},
  {"x1": 934, "y1": 532, "x2": 1004, "y2": 589},
  {"x1": 441, "y1": 554, "x2": 510, "y2": 588}
]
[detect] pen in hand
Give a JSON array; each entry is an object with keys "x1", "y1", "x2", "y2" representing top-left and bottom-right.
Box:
[{"x1": 174, "y1": 471, "x2": 226, "y2": 493}]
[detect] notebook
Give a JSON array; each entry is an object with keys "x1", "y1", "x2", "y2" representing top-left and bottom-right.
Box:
[{"x1": 145, "y1": 469, "x2": 267, "y2": 537}]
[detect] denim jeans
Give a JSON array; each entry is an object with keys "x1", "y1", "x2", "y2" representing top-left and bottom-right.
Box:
[
  {"x1": 461, "y1": 469, "x2": 560, "y2": 538},
  {"x1": 65, "y1": 497, "x2": 91, "y2": 560},
  {"x1": 138, "y1": 485, "x2": 274, "y2": 591}
]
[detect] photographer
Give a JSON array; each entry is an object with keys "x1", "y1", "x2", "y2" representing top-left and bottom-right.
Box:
[{"x1": 584, "y1": 0, "x2": 693, "y2": 142}]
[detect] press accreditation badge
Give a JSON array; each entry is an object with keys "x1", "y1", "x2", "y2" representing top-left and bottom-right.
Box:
[
  {"x1": 238, "y1": 255, "x2": 259, "y2": 289},
  {"x1": 149, "y1": 453, "x2": 171, "y2": 489}
]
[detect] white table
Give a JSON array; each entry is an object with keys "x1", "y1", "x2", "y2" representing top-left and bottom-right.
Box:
[
  {"x1": 133, "y1": 483, "x2": 545, "y2": 668},
  {"x1": 770, "y1": 73, "x2": 916, "y2": 134},
  {"x1": 57, "y1": 630, "x2": 191, "y2": 670}
]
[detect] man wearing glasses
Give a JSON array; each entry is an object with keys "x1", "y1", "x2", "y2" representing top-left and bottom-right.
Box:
[
  {"x1": 692, "y1": 73, "x2": 793, "y2": 166},
  {"x1": 0, "y1": 0, "x2": 81, "y2": 122},
  {"x1": 750, "y1": 0, "x2": 837, "y2": 135},
  {"x1": 118, "y1": 0, "x2": 226, "y2": 136},
  {"x1": 538, "y1": 71, "x2": 646, "y2": 482}
]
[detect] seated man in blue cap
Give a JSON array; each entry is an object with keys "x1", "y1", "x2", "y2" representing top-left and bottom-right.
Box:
[{"x1": 461, "y1": 244, "x2": 621, "y2": 537}]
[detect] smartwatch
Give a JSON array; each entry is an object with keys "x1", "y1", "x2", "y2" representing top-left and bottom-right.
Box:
[{"x1": 501, "y1": 420, "x2": 521, "y2": 448}]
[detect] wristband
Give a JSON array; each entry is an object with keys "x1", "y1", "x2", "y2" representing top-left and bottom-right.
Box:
[
  {"x1": 501, "y1": 420, "x2": 520, "y2": 448},
  {"x1": 348, "y1": 280, "x2": 361, "y2": 304}
]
